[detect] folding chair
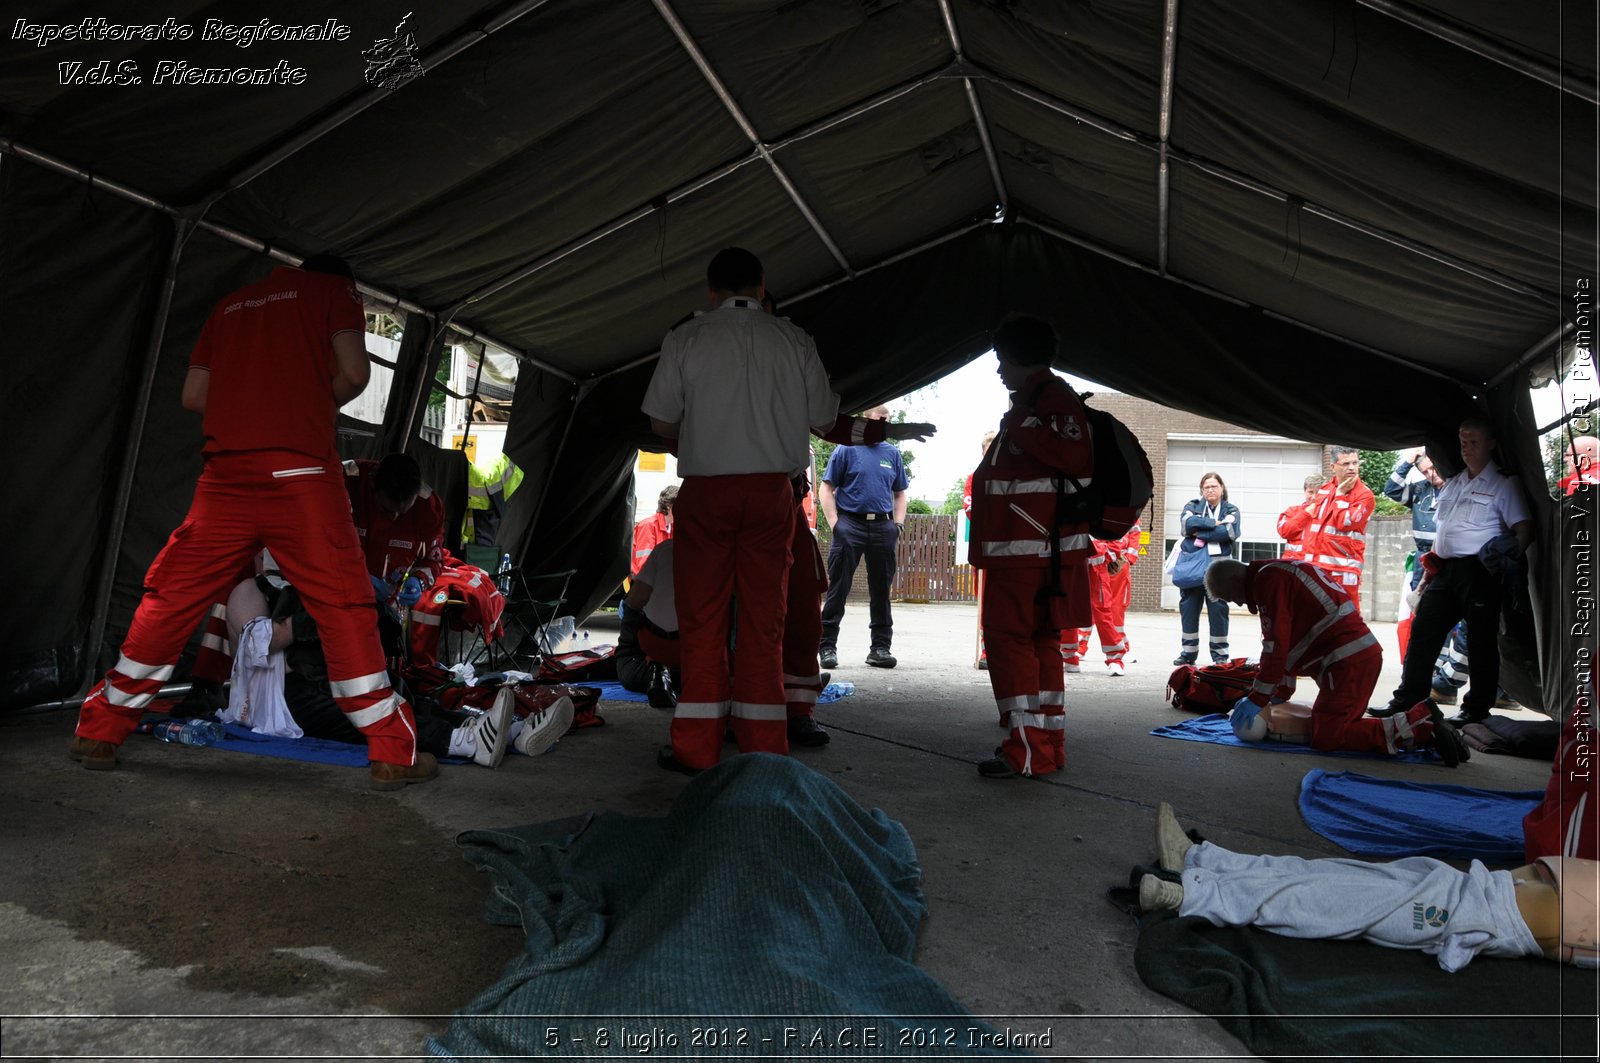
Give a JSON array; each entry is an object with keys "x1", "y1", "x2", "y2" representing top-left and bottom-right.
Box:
[{"x1": 460, "y1": 544, "x2": 574, "y2": 673}]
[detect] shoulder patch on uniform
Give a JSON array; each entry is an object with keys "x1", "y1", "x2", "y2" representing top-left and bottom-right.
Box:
[{"x1": 432, "y1": 590, "x2": 448, "y2": 605}]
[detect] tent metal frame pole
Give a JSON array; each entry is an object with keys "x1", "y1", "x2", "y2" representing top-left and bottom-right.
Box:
[
  {"x1": 599, "y1": 217, "x2": 998, "y2": 380},
  {"x1": 0, "y1": 137, "x2": 552, "y2": 375},
  {"x1": 973, "y1": 62, "x2": 1561, "y2": 306},
  {"x1": 1488, "y1": 321, "x2": 1576, "y2": 389},
  {"x1": 447, "y1": 157, "x2": 759, "y2": 311},
  {"x1": 937, "y1": 1, "x2": 1008, "y2": 214},
  {"x1": 80, "y1": 215, "x2": 196, "y2": 695},
  {"x1": 449, "y1": 64, "x2": 959, "y2": 312},
  {"x1": 1016, "y1": 215, "x2": 1464, "y2": 383},
  {"x1": 197, "y1": 0, "x2": 561, "y2": 207},
  {"x1": 521, "y1": 378, "x2": 596, "y2": 545},
  {"x1": 1156, "y1": 0, "x2": 1181, "y2": 275},
  {"x1": 650, "y1": 0, "x2": 854, "y2": 277},
  {"x1": 1354, "y1": 0, "x2": 1599, "y2": 105}
]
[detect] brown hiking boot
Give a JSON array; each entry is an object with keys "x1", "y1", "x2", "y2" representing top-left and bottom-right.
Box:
[
  {"x1": 369, "y1": 752, "x2": 439, "y2": 791},
  {"x1": 68, "y1": 736, "x2": 118, "y2": 771}
]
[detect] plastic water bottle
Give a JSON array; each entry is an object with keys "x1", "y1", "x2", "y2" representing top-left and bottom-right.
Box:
[
  {"x1": 152, "y1": 717, "x2": 225, "y2": 747},
  {"x1": 497, "y1": 552, "x2": 513, "y2": 596}
]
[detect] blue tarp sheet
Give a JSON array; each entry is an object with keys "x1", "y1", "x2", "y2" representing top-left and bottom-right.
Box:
[
  {"x1": 1151, "y1": 713, "x2": 1435, "y2": 764},
  {"x1": 1298, "y1": 769, "x2": 1542, "y2": 863},
  {"x1": 428, "y1": 754, "x2": 1022, "y2": 1059}
]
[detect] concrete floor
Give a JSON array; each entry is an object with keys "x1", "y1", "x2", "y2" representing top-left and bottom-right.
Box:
[{"x1": 0, "y1": 603, "x2": 1558, "y2": 1060}]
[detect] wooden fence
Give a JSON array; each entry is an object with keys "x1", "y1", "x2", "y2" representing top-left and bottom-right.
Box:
[{"x1": 818, "y1": 513, "x2": 976, "y2": 603}]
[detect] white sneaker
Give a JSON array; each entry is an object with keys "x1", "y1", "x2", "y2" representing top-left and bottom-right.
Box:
[
  {"x1": 1061, "y1": 661, "x2": 1081, "y2": 673},
  {"x1": 513, "y1": 695, "x2": 575, "y2": 757},
  {"x1": 1107, "y1": 661, "x2": 1126, "y2": 677},
  {"x1": 462, "y1": 687, "x2": 515, "y2": 769}
]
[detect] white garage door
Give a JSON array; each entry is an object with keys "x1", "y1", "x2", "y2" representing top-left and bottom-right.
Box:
[{"x1": 1161, "y1": 437, "x2": 1324, "y2": 609}]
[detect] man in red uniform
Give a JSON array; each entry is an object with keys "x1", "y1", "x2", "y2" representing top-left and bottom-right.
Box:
[
  {"x1": 1300, "y1": 447, "x2": 1375, "y2": 616},
  {"x1": 970, "y1": 316, "x2": 1094, "y2": 780},
  {"x1": 1062, "y1": 523, "x2": 1141, "y2": 675},
  {"x1": 1203, "y1": 558, "x2": 1466, "y2": 764},
  {"x1": 69, "y1": 255, "x2": 435, "y2": 789},
  {"x1": 183, "y1": 451, "x2": 446, "y2": 694},
  {"x1": 344, "y1": 453, "x2": 447, "y2": 600},
  {"x1": 642, "y1": 248, "x2": 838, "y2": 773},
  {"x1": 631, "y1": 484, "x2": 677, "y2": 577}
]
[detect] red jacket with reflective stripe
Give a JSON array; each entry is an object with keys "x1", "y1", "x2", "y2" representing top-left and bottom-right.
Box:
[
  {"x1": 968, "y1": 370, "x2": 1095, "y2": 570},
  {"x1": 1242, "y1": 559, "x2": 1376, "y2": 706},
  {"x1": 631, "y1": 513, "x2": 672, "y2": 577},
  {"x1": 1301, "y1": 478, "x2": 1375, "y2": 576},
  {"x1": 1277, "y1": 503, "x2": 1311, "y2": 559}
]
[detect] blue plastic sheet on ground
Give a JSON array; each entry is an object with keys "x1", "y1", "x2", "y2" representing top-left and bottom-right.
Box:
[
  {"x1": 1151, "y1": 713, "x2": 1434, "y2": 764},
  {"x1": 1298, "y1": 769, "x2": 1541, "y2": 863},
  {"x1": 213, "y1": 723, "x2": 368, "y2": 766},
  {"x1": 593, "y1": 680, "x2": 857, "y2": 704},
  {"x1": 211, "y1": 723, "x2": 468, "y2": 768}
]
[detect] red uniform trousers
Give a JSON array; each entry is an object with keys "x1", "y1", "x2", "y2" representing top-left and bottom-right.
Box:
[
  {"x1": 1303, "y1": 644, "x2": 1388, "y2": 753},
  {"x1": 670, "y1": 473, "x2": 793, "y2": 770},
  {"x1": 75, "y1": 454, "x2": 421, "y2": 765},
  {"x1": 984, "y1": 562, "x2": 1090, "y2": 776},
  {"x1": 782, "y1": 502, "x2": 828, "y2": 722},
  {"x1": 1062, "y1": 562, "x2": 1130, "y2": 666}
]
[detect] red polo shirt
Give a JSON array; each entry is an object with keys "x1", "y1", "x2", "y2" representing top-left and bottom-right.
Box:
[{"x1": 190, "y1": 266, "x2": 365, "y2": 462}]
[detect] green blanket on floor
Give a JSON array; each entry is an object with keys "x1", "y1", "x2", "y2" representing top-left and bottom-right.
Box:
[
  {"x1": 1133, "y1": 908, "x2": 1597, "y2": 1060},
  {"x1": 428, "y1": 754, "x2": 1025, "y2": 1060}
]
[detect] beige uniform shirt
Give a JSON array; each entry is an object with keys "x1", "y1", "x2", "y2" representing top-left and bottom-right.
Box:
[{"x1": 641, "y1": 297, "x2": 837, "y2": 477}]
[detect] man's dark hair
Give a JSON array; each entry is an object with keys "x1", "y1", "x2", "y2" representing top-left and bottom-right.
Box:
[
  {"x1": 657, "y1": 483, "x2": 679, "y2": 514},
  {"x1": 1459, "y1": 413, "x2": 1496, "y2": 439},
  {"x1": 300, "y1": 253, "x2": 354, "y2": 279},
  {"x1": 992, "y1": 315, "x2": 1058, "y2": 367},
  {"x1": 375, "y1": 453, "x2": 422, "y2": 500},
  {"x1": 707, "y1": 248, "x2": 763, "y2": 293}
]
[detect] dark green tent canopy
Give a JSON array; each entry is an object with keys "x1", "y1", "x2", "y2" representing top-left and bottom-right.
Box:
[{"x1": 1, "y1": 0, "x2": 1593, "y2": 711}]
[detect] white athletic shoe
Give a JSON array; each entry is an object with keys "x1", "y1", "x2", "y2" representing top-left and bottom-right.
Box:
[
  {"x1": 513, "y1": 695, "x2": 575, "y2": 757},
  {"x1": 1138, "y1": 873, "x2": 1184, "y2": 913},
  {"x1": 463, "y1": 687, "x2": 516, "y2": 770},
  {"x1": 1107, "y1": 661, "x2": 1126, "y2": 677},
  {"x1": 1061, "y1": 661, "x2": 1081, "y2": 673}
]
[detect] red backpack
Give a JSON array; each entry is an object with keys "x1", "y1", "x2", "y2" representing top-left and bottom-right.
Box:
[{"x1": 1167, "y1": 658, "x2": 1260, "y2": 713}]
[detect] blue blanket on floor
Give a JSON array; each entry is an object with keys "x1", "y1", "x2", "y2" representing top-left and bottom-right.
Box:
[
  {"x1": 1151, "y1": 713, "x2": 1434, "y2": 764},
  {"x1": 1298, "y1": 769, "x2": 1542, "y2": 863},
  {"x1": 428, "y1": 755, "x2": 1023, "y2": 1060},
  {"x1": 593, "y1": 680, "x2": 856, "y2": 705},
  {"x1": 210, "y1": 724, "x2": 466, "y2": 768}
]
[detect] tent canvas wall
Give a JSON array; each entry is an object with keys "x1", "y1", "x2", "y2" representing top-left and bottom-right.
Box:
[{"x1": 1, "y1": 0, "x2": 1593, "y2": 714}]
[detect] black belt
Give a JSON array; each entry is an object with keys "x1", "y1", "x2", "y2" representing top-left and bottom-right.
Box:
[{"x1": 842, "y1": 510, "x2": 893, "y2": 520}]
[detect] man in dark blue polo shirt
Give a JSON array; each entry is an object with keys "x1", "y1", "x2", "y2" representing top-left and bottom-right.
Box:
[{"x1": 818, "y1": 405, "x2": 909, "y2": 669}]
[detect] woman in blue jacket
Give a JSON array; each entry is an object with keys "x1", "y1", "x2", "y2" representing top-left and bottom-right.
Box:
[{"x1": 1174, "y1": 472, "x2": 1240, "y2": 664}]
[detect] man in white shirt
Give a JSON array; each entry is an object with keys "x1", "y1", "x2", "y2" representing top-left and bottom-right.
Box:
[
  {"x1": 641, "y1": 248, "x2": 839, "y2": 773},
  {"x1": 1375, "y1": 415, "x2": 1533, "y2": 724}
]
